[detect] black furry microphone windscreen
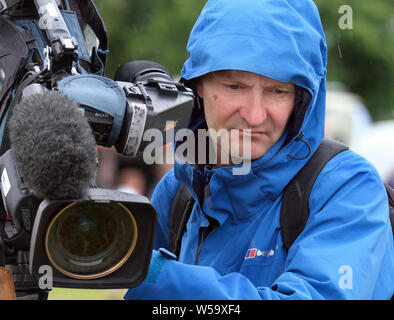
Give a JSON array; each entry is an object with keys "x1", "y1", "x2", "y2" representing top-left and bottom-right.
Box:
[{"x1": 8, "y1": 90, "x2": 98, "y2": 199}]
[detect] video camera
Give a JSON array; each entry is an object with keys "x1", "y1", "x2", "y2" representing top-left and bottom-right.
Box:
[{"x1": 0, "y1": 0, "x2": 194, "y2": 299}]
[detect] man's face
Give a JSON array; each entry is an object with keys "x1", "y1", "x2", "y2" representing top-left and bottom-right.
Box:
[{"x1": 196, "y1": 70, "x2": 296, "y2": 163}]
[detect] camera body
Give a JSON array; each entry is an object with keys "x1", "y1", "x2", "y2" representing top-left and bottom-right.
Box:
[
  {"x1": 0, "y1": 0, "x2": 195, "y2": 297},
  {"x1": 54, "y1": 70, "x2": 194, "y2": 158},
  {"x1": 0, "y1": 140, "x2": 157, "y2": 290}
]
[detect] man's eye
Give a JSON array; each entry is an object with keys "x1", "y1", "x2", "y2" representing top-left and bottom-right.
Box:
[
  {"x1": 225, "y1": 84, "x2": 241, "y2": 90},
  {"x1": 274, "y1": 89, "x2": 287, "y2": 95}
]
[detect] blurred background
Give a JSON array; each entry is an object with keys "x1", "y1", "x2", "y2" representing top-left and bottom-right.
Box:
[{"x1": 48, "y1": 0, "x2": 394, "y2": 299}]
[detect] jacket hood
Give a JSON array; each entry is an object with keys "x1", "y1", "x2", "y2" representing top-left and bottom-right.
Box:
[
  {"x1": 182, "y1": 0, "x2": 326, "y2": 88},
  {"x1": 176, "y1": 0, "x2": 328, "y2": 221}
]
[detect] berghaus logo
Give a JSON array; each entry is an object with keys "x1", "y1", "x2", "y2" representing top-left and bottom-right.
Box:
[
  {"x1": 244, "y1": 244, "x2": 279, "y2": 259},
  {"x1": 245, "y1": 248, "x2": 258, "y2": 259}
]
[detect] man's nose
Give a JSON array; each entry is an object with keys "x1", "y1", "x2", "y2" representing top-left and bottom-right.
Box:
[{"x1": 239, "y1": 91, "x2": 268, "y2": 127}]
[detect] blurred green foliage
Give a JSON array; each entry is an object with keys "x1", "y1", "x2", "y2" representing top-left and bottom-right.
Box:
[
  {"x1": 315, "y1": 0, "x2": 394, "y2": 120},
  {"x1": 94, "y1": 0, "x2": 205, "y2": 79},
  {"x1": 94, "y1": 0, "x2": 394, "y2": 121}
]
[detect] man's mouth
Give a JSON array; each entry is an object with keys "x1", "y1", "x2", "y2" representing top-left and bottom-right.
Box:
[{"x1": 236, "y1": 129, "x2": 266, "y2": 136}]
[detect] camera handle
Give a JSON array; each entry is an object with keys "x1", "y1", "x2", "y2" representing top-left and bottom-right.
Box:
[
  {"x1": 33, "y1": 0, "x2": 78, "y2": 73},
  {"x1": 1, "y1": 222, "x2": 48, "y2": 299}
]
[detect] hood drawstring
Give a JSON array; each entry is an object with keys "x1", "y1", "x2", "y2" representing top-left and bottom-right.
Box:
[{"x1": 287, "y1": 132, "x2": 311, "y2": 160}]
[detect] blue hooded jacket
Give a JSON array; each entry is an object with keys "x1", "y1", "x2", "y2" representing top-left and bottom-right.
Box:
[{"x1": 125, "y1": 0, "x2": 394, "y2": 299}]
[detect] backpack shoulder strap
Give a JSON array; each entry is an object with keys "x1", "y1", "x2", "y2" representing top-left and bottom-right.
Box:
[
  {"x1": 169, "y1": 139, "x2": 350, "y2": 256},
  {"x1": 280, "y1": 138, "x2": 349, "y2": 252},
  {"x1": 169, "y1": 183, "x2": 195, "y2": 258},
  {"x1": 385, "y1": 184, "x2": 394, "y2": 235}
]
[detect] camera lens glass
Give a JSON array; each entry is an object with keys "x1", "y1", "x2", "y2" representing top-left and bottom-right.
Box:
[{"x1": 45, "y1": 201, "x2": 138, "y2": 279}]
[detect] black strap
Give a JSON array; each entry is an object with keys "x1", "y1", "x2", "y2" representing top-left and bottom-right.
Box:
[
  {"x1": 385, "y1": 184, "x2": 394, "y2": 236},
  {"x1": 280, "y1": 138, "x2": 349, "y2": 251},
  {"x1": 0, "y1": 70, "x2": 43, "y2": 155},
  {"x1": 0, "y1": 0, "x2": 22, "y2": 13},
  {"x1": 387, "y1": 185, "x2": 394, "y2": 300},
  {"x1": 19, "y1": 29, "x2": 37, "y2": 51},
  {"x1": 169, "y1": 183, "x2": 195, "y2": 258},
  {"x1": 169, "y1": 139, "x2": 350, "y2": 256}
]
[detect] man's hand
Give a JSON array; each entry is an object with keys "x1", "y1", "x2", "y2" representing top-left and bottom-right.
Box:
[{"x1": 0, "y1": 267, "x2": 16, "y2": 300}]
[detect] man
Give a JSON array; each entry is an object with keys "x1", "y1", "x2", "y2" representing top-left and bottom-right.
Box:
[{"x1": 125, "y1": 0, "x2": 394, "y2": 299}]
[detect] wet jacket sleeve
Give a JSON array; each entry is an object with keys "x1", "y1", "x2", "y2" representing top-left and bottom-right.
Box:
[{"x1": 124, "y1": 153, "x2": 394, "y2": 300}]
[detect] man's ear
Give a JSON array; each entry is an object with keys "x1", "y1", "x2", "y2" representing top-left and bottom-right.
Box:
[{"x1": 195, "y1": 80, "x2": 203, "y2": 99}]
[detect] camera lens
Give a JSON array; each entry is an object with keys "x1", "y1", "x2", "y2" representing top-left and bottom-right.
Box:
[{"x1": 45, "y1": 202, "x2": 138, "y2": 279}]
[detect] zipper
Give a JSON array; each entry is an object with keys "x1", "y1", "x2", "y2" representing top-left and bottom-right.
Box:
[
  {"x1": 194, "y1": 216, "x2": 218, "y2": 265},
  {"x1": 194, "y1": 164, "x2": 217, "y2": 265},
  {"x1": 204, "y1": 164, "x2": 215, "y2": 182}
]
